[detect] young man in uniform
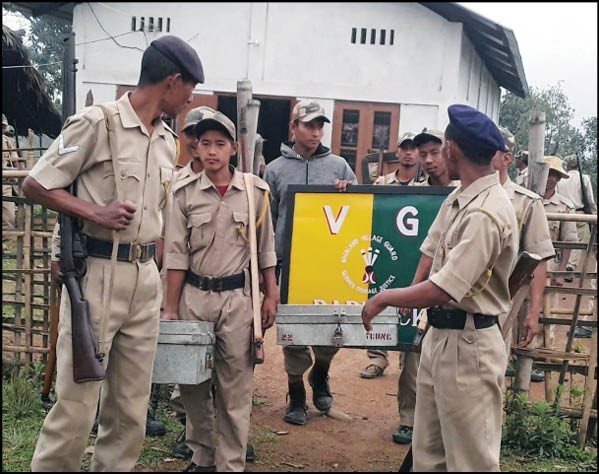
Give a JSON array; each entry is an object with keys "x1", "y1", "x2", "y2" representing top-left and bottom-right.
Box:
[
  {"x1": 2, "y1": 113, "x2": 18, "y2": 248},
  {"x1": 22, "y1": 35, "x2": 204, "y2": 472},
  {"x1": 541, "y1": 156, "x2": 579, "y2": 345},
  {"x1": 162, "y1": 107, "x2": 278, "y2": 472},
  {"x1": 492, "y1": 127, "x2": 555, "y2": 389},
  {"x1": 264, "y1": 99, "x2": 356, "y2": 426},
  {"x1": 381, "y1": 128, "x2": 460, "y2": 445},
  {"x1": 362, "y1": 104, "x2": 518, "y2": 471},
  {"x1": 372, "y1": 132, "x2": 421, "y2": 186}
]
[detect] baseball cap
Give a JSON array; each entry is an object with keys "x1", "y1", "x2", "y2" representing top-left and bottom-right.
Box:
[
  {"x1": 149, "y1": 35, "x2": 205, "y2": 84},
  {"x1": 194, "y1": 107, "x2": 236, "y2": 141},
  {"x1": 291, "y1": 100, "x2": 330, "y2": 123},
  {"x1": 447, "y1": 104, "x2": 504, "y2": 153},
  {"x1": 182, "y1": 106, "x2": 214, "y2": 131},
  {"x1": 397, "y1": 132, "x2": 416, "y2": 147},
  {"x1": 498, "y1": 126, "x2": 515, "y2": 152},
  {"x1": 413, "y1": 128, "x2": 444, "y2": 147},
  {"x1": 544, "y1": 155, "x2": 569, "y2": 179}
]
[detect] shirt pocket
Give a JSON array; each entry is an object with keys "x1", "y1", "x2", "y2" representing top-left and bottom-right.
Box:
[
  {"x1": 101, "y1": 160, "x2": 142, "y2": 204},
  {"x1": 232, "y1": 211, "x2": 249, "y2": 246},
  {"x1": 188, "y1": 212, "x2": 213, "y2": 250}
]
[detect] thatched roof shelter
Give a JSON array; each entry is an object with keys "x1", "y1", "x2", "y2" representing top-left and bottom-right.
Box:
[{"x1": 2, "y1": 25, "x2": 63, "y2": 138}]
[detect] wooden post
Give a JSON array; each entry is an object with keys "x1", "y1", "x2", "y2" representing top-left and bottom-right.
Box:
[{"x1": 526, "y1": 111, "x2": 548, "y2": 195}]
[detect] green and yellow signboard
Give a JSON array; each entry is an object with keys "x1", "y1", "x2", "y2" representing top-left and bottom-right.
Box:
[{"x1": 279, "y1": 185, "x2": 452, "y2": 348}]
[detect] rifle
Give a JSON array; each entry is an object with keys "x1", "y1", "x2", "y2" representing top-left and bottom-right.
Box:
[
  {"x1": 58, "y1": 207, "x2": 106, "y2": 383},
  {"x1": 401, "y1": 251, "x2": 543, "y2": 472},
  {"x1": 41, "y1": 276, "x2": 60, "y2": 402}
]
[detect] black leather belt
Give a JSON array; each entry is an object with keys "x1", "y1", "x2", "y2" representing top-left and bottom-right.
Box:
[
  {"x1": 185, "y1": 270, "x2": 245, "y2": 292},
  {"x1": 85, "y1": 236, "x2": 156, "y2": 263},
  {"x1": 428, "y1": 307, "x2": 497, "y2": 330}
]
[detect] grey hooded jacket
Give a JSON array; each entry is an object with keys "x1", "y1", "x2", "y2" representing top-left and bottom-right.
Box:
[{"x1": 263, "y1": 141, "x2": 357, "y2": 258}]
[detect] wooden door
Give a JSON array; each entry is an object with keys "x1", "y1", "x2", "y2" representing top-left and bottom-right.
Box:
[{"x1": 331, "y1": 101, "x2": 400, "y2": 183}]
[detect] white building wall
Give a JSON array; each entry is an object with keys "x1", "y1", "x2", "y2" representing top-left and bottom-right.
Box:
[{"x1": 73, "y1": 2, "x2": 502, "y2": 128}]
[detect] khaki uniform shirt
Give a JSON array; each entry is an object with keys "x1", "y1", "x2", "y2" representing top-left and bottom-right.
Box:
[
  {"x1": 2, "y1": 135, "x2": 19, "y2": 167},
  {"x1": 420, "y1": 173, "x2": 518, "y2": 315},
  {"x1": 165, "y1": 165, "x2": 277, "y2": 276},
  {"x1": 504, "y1": 179, "x2": 555, "y2": 260},
  {"x1": 373, "y1": 170, "x2": 416, "y2": 185},
  {"x1": 28, "y1": 93, "x2": 175, "y2": 244},
  {"x1": 514, "y1": 167, "x2": 528, "y2": 187},
  {"x1": 543, "y1": 191, "x2": 578, "y2": 244}
]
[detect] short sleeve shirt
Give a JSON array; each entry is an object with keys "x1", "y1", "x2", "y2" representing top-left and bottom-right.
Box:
[
  {"x1": 543, "y1": 192, "x2": 578, "y2": 243},
  {"x1": 421, "y1": 173, "x2": 519, "y2": 315},
  {"x1": 165, "y1": 166, "x2": 277, "y2": 276},
  {"x1": 28, "y1": 93, "x2": 176, "y2": 244}
]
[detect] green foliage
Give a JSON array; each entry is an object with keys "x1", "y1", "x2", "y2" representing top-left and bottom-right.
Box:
[
  {"x1": 499, "y1": 82, "x2": 597, "y2": 198},
  {"x1": 502, "y1": 391, "x2": 595, "y2": 467}
]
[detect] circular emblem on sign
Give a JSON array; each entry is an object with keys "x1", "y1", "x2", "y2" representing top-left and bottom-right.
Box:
[{"x1": 340, "y1": 234, "x2": 398, "y2": 295}]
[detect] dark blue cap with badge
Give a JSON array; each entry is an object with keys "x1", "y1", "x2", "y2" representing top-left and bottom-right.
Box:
[
  {"x1": 150, "y1": 35, "x2": 204, "y2": 84},
  {"x1": 447, "y1": 104, "x2": 504, "y2": 153}
]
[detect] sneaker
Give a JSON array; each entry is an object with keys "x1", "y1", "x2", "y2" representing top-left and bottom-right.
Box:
[
  {"x1": 283, "y1": 381, "x2": 308, "y2": 425},
  {"x1": 569, "y1": 326, "x2": 593, "y2": 339},
  {"x1": 308, "y1": 365, "x2": 333, "y2": 412},
  {"x1": 392, "y1": 425, "x2": 413, "y2": 444},
  {"x1": 360, "y1": 364, "x2": 385, "y2": 379},
  {"x1": 183, "y1": 463, "x2": 216, "y2": 472},
  {"x1": 531, "y1": 369, "x2": 545, "y2": 382}
]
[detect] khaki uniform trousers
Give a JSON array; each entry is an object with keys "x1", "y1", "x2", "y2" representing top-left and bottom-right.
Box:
[
  {"x1": 169, "y1": 385, "x2": 215, "y2": 466},
  {"x1": 413, "y1": 316, "x2": 506, "y2": 472},
  {"x1": 178, "y1": 284, "x2": 253, "y2": 473},
  {"x1": 31, "y1": 257, "x2": 161, "y2": 472},
  {"x1": 283, "y1": 345, "x2": 340, "y2": 377},
  {"x1": 365, "y1": 349, "x2": 389, "y2": 370},
  {"x1": 398, "y1": 350, "x2": 420, "y2": 427},
  {"x1": 2, "y1": 183, "x2": 15, "y2": 240}
]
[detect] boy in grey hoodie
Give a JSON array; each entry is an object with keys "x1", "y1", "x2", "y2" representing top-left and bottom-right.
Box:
[{"x1": 263, "y1": 99, "x2": 356, "y2": 425}]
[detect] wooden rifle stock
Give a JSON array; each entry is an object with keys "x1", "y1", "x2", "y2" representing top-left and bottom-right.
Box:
[
  {"x1": 41, "y1": 279, "x2": 60, "y2": 402},
  {"x1": 508, "y1": 251, "x2": 543, "y2": 298},
  {"x1": 59, "y1": 213, "x2": 106, "y2": 383}
]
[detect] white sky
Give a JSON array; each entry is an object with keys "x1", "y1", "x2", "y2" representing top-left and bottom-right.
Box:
[{"x1": 460, "y1": 2, "x2": 598, "y2": 128}]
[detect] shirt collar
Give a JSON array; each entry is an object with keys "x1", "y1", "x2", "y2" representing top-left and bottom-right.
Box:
[
  {"x1": 198, "y1": 165, "x2": 241, "y2": 190},
  {"x1": 447, "y1": 172, "x2": 499, "y2": 210},
  {"x1": 115, "y1": 92, "x2": 168, "y2": 138}
]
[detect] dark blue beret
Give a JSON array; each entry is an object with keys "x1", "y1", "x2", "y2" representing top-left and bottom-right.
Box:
[
  {"x1": 447, "y1": 104, "x2": 504, "y2": 152},
  {"x1": 150, "y1": 35, "x2": 204, "y2": 84}
]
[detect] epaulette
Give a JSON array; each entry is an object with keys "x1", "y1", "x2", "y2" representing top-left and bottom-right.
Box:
[
  {"x1": 251, "y1": 174, "x2": 271, "y2": 193},
  {"x1": 171, "y1": 166, "x2": 199, "y2": 193},
  {"x1": 513, "y1": 183, "x2": 541, "y2": 201}
]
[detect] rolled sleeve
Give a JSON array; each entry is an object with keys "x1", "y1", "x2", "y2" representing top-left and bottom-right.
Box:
[
  {"x1": 521, "y1": 200, "x2": 555, "y2": 260},
  {"x1": 429, "y1": 212, "x2": 502, "y2": 303},
  {"x1": 257, "y1": 190, "x2": 278, "y2": 269},
  {"x1": 29, "y1": 159, "x2": 74, "y2": 190}
]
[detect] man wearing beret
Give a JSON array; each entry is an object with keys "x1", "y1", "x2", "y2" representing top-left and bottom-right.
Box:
[
  {"x1": 362, "y1": 104, "x2": 518, "y2": 471},
  {"x1": 23, "y1": 35, "x2": 204, "y2": 471}
]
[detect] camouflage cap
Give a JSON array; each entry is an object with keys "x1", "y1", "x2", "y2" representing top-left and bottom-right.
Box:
[
  {"x1": 498, "y1": 126, "x2": 515, "y2": 152},
  {"x1": 182, "y1": 106, "x2": 215, "y2": 131},
  {"x1": 149, "y1": 35, "x2": 204, "y2": 84},
  {"x1": 515, "y1": 150, "x2": 528, "y2": 163},
  {"x1": 544, "y1": 155, "x2": 569, "y2": 179},
  {"x1": 564, "y1": 154, "x2": 578, "y2": 169},
  {"x1": 194, "y1": 107, "x2": 236, "y2": 141},
  {"x1": 292, "y1": 99, "x2": 330, "y2": 123},
  {"x1": 2, "y1": 114, "x2": 7, "y2": 126},
  {"x1": 397, "y1": 132, "x2": 416, "y2": 147},
  {"x1": 413, "y1": 128, "x2": 444, "y2": 147}
]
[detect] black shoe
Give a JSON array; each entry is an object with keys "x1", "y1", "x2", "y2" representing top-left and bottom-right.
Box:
[
  {"x1": 308, "y1": 365, "x2": 333, "y2": 412},
  {"x1": 246, "y1": 443, "x2": 256, "y2": 463},
  {"x1": 146, "y1": 418, "x2": 167, "y2": 437},
  {"x1": 183, "y1": 462, "x2": 216, "y2": 472},
  {"x1": 283, "y1": 381, "x2": 307, "y2": 425},
  {"x1": 172, "y1": 428, "x2": 193, "y2": 460}
]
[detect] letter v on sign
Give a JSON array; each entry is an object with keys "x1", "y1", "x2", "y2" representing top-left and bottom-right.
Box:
[{"x1": 323, "y1": 205, "x2": 349, "y2": 235}]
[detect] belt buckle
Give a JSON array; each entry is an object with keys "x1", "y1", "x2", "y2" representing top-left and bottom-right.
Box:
[{"x1": 128, "y1": 243, "x2": 143, "y2": 262}]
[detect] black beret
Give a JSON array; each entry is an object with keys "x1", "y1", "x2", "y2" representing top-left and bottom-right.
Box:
[
  {"x1": 150, "y1": 35, "x2": 204, "y2": 84},
  {"x1": 447, "y1": 104, "x2": 504, "y2": 152}
]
